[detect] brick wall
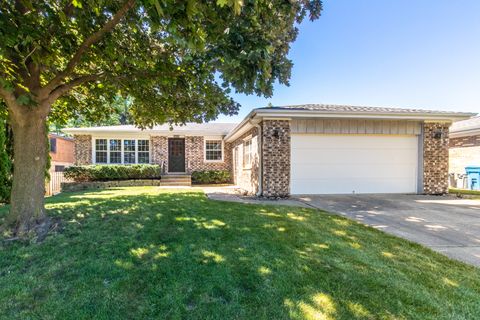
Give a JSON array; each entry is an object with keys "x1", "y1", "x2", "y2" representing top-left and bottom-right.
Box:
[
  {"x1": 74, "y1": 135, "x2": 92, "y2": 165},
  {"x1": 185, "y1": 136, "x2": 232, "y2": 173},
  {"x1": 151, "y1": 136, "x2": 232, "y2": 174},
  {"x1": 230, "y1": 128, "x2": 260, "y2": 195},
  {"x1": 423, "y1": 123, "x2": 449, "y2": 194},
  {"x1": 450, "y1": 134, "x2": 480, "y2": 148},
  {"x1": 262, "y1": 120, "x2": 290, "y2": 198},
  {"x1": 449, "y1": 133, "x2": 480, "y2": 175},
  {"x1": 151, "y1": 136, "x2": 168, "y2": 168},
  {"x1": 50, "y1": 135, "x2": 74, "y2": 163}
]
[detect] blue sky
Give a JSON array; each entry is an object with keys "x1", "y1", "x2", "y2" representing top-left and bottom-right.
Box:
[{"x1": 216, "y1": 0, "x2": 480, "y2": 122}]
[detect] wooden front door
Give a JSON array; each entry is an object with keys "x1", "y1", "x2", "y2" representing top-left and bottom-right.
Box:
[{"x1": 168, "y1": 138, "x2": 185, "y2": 172}]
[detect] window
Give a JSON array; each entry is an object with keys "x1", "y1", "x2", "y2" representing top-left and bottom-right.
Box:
[
  {"x1": 205, "y1": 140, "x2": 223, "y2": 161},
  {"x1": 243, "y1": 139, "x2": 252, "y2": 168},
  {"x1": 124, "y1": 140, "x2": 136, "y2": 164},
  {"x1": 94, "y1": 138, "x2": 150, "y2": 164},
  {"x1": 95, "y1": 139, "x2": 108, "y2": 163},
  {"x1": 109, "y1": 139, "x2": 122, "y2": 163},
  {"x1": 137, "y1": 140, "x2": 150, "y2": 164},
  {"x1": 54, "y1": 165, "x2": 65, "y2": 172},
  {"x1": 49, "y1": 138, "x2": 57, "y2": 153}
]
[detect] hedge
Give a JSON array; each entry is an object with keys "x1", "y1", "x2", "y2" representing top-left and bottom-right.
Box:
[
  {"x1": 191, "y1": 170, "x2": 231, "y2": 184},
  {"x1": 64, "y1": 164, "x2": 162, "y2": 182}
]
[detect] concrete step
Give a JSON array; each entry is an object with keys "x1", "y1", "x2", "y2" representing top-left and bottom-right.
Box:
[{"x1": 160, "y1": 182, "x2": 192, "y2": 186}]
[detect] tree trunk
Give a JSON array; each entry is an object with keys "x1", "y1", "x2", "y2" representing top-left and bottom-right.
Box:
[{"x1": 6, "y1": 106, "x2": 49, "y2": 234}]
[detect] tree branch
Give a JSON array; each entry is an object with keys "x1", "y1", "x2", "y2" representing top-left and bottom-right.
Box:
[
  {"x1": 43, "y1": 0, "x2": 136, "y2": 94},
  {"x1": 45, "y1": 74, "x2": 103, "y2": 105}
]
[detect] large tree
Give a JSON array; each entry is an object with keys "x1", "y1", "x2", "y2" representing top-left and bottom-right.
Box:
[{"x1": 0, "y1": 0, "x2": 322, "y2": 235}]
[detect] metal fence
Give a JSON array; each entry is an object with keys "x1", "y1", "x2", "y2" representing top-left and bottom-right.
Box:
[{"x1": 46, "y1": 171, "x2": 70, "y2": 196}]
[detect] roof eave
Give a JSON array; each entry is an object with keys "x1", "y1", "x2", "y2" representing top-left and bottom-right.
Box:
[{"x1": 225, "y1": 108, "x2": 476, "y2": 142}]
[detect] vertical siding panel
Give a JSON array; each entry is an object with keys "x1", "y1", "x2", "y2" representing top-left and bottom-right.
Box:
[
  {"x1": 306, "y1": 120, "x2": 316, "y2": 133},
  {"x1": 316, "y1": 119, "x2": 324, "y2": 134},
  {"x1": 298, "y1": 120, "x2": 306, "y2": 133},
  {"x1": 291, "y1": 120, "x2": 298, "y2": 133}
]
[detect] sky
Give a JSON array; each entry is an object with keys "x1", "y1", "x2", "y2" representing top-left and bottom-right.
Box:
[{"x1": 216, "y1": 0, "x2": 480, "y2": 123}]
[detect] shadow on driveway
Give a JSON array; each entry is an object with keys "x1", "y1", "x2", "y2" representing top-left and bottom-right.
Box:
[{"x1": 294, "y1": 194, "x2": 480, "y2": 266}]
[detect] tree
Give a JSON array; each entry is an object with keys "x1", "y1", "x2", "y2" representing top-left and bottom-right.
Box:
[{"x1": 0, "y1": 0, "x2": 322, "y2": 235}]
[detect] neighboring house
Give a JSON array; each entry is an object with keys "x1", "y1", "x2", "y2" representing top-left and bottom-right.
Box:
[
  {"x1": 49, "y1": 134, "x2": 74, "y2": 172},
  {"x1": 62, "y1": 104, "x2": 474, "y2": 197},
  {"x1": 449, "y1": 116, "x2": 480, "y2": 188}
]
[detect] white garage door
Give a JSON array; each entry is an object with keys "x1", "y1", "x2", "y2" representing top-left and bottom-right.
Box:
[{"x1": 291, "y1": 134, "x2": 419, "y2": 194}]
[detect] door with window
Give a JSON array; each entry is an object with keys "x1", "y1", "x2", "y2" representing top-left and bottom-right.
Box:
[{"x1": 168, "y1": 138, "x2": 185, "y2": 172}]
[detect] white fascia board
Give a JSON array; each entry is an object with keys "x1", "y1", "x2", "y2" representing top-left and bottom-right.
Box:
[
  {"x1": 254, "y1": 109, "x2": 476, "y2": 122},
  {"x1": 225, "y1": 108, "x2": 476, "y2": 142},
  {"x1": 63, "y1": 129, "x2": 229, "y2": 137},
  {"x1": 450, "y1": 128, "x2": 480, "y2": 138}
]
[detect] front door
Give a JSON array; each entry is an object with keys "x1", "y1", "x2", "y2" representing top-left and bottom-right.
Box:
[{"x1": 168, "y1": 138, "x2": 186, "y2": 172}]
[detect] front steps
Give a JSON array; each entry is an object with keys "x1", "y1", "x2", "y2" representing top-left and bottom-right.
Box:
[{"x1": 160, "y1": 174, "x2": 192, "y2": 187}]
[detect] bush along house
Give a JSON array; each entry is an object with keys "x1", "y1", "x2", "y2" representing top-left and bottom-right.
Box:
[{"x1": 62, "y1": 104, "x2": 475, "y2": 197}]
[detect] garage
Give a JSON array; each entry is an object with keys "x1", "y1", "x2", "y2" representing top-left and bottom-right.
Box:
[{"x1": 290, "y1": 134, "x2": 419, "y2": 194}]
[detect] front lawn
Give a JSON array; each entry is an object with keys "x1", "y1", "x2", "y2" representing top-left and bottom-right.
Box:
[
  {"x1": 449, "y1": 188, "x2": 480, "y2": 199},
  {"x1": 1, "y1": 187, "x2": 479, "y2": 319}
]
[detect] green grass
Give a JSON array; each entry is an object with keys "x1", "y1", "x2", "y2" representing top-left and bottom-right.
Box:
[
  {"x1": 1, "y1": 187, "x2": 480, "y2": 319},
  {"x1": 449, "y1": 188, "x2": 480, "y2": 199}
]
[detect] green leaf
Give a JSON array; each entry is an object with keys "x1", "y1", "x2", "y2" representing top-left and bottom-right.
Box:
[
  {"x1": 216, "y1": 0, "x2": 228, "y2": 7},
  {"x1": 72, "y1": 0, "x2": 82, "y2": 9}
]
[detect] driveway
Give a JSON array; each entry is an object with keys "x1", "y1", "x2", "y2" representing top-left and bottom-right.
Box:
[{"x1": 294, "y1": 194, "x2": 480, "y2": 267}]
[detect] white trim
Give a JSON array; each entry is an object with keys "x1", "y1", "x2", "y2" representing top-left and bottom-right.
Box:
[
  {"x1": 204, "y1": 139, "x2": 224, "y2": 162},
  {"x1": 225, "y1": 108, "x2": 475, "y2": 142}
]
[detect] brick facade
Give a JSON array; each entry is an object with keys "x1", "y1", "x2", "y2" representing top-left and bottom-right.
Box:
[
  {"x1": 450, "y1": 134, "x2": 480, "y2": 148},
  {"x1": 423, "y1": 122, "x2": 450, "y2": 194},
  {"x1": 185, "y1": 136, "x2": 232, "y2": 173},
  {"x1": 449, "y1": 134, "x2": 480, "y2": 178},
  {"x1": 151, "y1": 136, "x2": 168, "y2": 169},
  {"x1": 261, "y1": 120, "x2": 291, "y2": 198},
  {"x1": 74, "y1": 135, "x2": 92, "y2": 165},
  {"x1": 150, "y1": 136, "x2": 231, "y2": 174}
]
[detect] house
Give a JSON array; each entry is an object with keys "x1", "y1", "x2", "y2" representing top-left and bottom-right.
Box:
[
  {"x1": 449, "y1": 116, "x2": 480, "y2": 189},
  {"x1": 49, "y1": 133, "x2": 75, "y2": 172},
  {"x1": 62, "y1": 104, "x2": 475, "y2": 197}
]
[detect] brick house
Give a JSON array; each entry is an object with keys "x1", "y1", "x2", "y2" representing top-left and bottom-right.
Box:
[
  {"x1": 49, "y1": 133, "x2": 74, "y2": 172},
  {"x1": 63, "y1": 104, "x2": 475, "y2": 197},
  {"x1": 449, "y1": 116, "x2": 480, "y2": 188}
]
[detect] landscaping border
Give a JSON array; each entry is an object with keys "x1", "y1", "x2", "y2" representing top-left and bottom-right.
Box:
[{"x1": 61, "y1": 180, "x2": 162, "y2": 192}]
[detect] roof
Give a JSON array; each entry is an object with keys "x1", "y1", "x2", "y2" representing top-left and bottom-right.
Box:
[
  {"x1": 262, "y1": 104, "x2": 473, "y2": 115},
  {"x1": 62, "y1": 123, "x2": 237, "y2": 136},
  {"x1": 450, "y1": 116, "x2": 480, "y2": 136},
  {"x1": 225, "y1": 104, "x2": 476, "y2": 142}
]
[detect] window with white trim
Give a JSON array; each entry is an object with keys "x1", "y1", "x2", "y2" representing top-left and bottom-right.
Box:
[
  {"x1": 94, "y1": 138, "x2": 150, "y2": 164},
  {"x1": 109, "y1": 139, "x2": 122, "y2": 163},
  {"x1": 205, "y1": 140, "x2": 223, "y2": 161},
  {"x1": 243, "y1": 139, "x2": 252, "y2": 168},
  {"x1": 137, "y1": 140, "x2": 150, "y2": 164},
  {"x1": 123, "y1": 140, "x2": 136, "y2": 164},
  {"x1": 95, "y1": 139, "x2": 108, "y2": 163}
]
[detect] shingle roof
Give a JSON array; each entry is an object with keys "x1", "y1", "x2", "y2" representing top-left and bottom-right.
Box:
[
  {"x1": 63, "y1": 123, "x2": 237, "y2": 135},
  {"x1": 262, "y1": 104, "x2": 469, "y2": 115},
  {"x1": 450, "y1": 116, "x2": 480, "y2": 133}
]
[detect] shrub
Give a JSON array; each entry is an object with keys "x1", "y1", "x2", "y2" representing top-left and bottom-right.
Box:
[
  {"x1": 191, "y1": 170, "x2": 231, "y2": 184},
  {"x1": 0, "y1": 119, "x2": 12, "y2": 203},
  {"x1": 64, "y1": 164, "x2": 162, "y2": 182}
]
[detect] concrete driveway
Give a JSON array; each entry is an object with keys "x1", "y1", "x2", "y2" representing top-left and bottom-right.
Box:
[{"x1": 294, "y1": 194, "x2": 480, "y2": 267}]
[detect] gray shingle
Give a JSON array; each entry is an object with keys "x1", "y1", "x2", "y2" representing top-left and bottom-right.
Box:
[{"x1": 262, "y1": 104, "x2": 468, "y2": 115}]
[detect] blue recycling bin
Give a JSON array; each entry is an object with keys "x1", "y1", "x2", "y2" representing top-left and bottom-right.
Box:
[{"x1": 465, "y1": 166, "x2": 480, "y2": 190}]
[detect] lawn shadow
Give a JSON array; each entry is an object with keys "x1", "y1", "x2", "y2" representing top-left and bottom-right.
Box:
[{"x1": 1, "y1": 187, "x2": 480, "y2": 319}]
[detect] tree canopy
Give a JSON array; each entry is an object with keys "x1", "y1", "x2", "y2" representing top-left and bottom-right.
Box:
[
  {"x1": 0, "y1": 0, "x2": 322, "y2": 234},
  {"x1": 1, "y1": 0, "x2": 322, "y2": 127}
]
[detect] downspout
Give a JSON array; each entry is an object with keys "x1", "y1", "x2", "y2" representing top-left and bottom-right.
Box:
[{"x1": 252, "y1": 121, "x2": 263, "y2": 197}]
